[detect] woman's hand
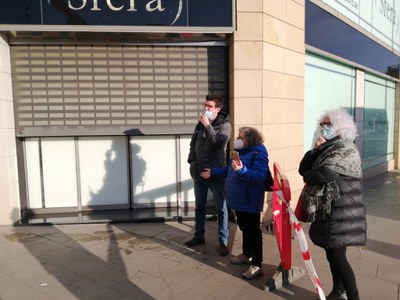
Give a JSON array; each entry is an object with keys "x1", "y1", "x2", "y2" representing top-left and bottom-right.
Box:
[
  {"x1": 314, "y1": 136, "x2": 326, "y2": 149},
  {"x1": 200, "y1": 168, "x2": 211, "y2": 179},
  {"x1": 232, "y1": 159, "x2": 243, "y2": 172}
]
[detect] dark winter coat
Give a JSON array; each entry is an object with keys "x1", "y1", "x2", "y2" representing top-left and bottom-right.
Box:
[
  {"x1": 188, "y1": 111, "x2": 231, "y2": 180},
  {"x1": 298, "y1": 137, "x2": 367, "y2": 249},
  {"x1": 212, "y1": 144, "x2": 268, "y2": 213}
]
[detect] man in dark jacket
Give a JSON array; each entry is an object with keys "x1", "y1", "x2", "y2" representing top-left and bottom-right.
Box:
[{"x1": 184, "y1": 94, "x2": 232, "y2": 256}]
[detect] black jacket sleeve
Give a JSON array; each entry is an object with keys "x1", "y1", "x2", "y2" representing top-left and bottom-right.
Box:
[{"x1": 299, "y1": 149, "x2": 339, "y2": 185}]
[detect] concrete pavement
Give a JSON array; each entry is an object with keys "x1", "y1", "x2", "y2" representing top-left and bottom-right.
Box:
[{"x1": 0, "y1": 170, "x2": 399, "y2": 299}]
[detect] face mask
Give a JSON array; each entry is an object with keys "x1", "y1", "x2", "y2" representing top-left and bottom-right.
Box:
[
  {"x1": 203, "y1": 111, "x2": 213, "y2": 120},
  {"x1": 233, "y1": 138, "x2": 244, "y2": 150},
  {"x1": 321, "y1": 125, "x2": 337, "y2": 140}
]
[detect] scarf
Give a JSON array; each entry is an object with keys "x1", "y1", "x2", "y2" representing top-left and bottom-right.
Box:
[{"x1": 301, "y1": 139, "x2": 362, "y2": 222}]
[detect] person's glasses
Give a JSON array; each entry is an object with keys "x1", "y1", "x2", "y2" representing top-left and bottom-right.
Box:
[
  {"x1": 320, "y1": 122, "x2": 332, "y2": 127},
  {"x1": 204, "y1": 103, "x2": 216, "y2": 109}
]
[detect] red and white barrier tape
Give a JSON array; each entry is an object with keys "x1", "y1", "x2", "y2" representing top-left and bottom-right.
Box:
[{"x1": 274, "y1": 190, "x2": 326, "y2": 300}]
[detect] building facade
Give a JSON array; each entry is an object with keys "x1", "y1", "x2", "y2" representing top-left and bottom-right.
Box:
[{"x1": 0, "y1": 0, "x2": 399, "y2": 225}]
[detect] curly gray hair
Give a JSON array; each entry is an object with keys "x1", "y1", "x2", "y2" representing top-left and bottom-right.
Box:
[{"x1": 317, "y1": 108, "x2": 358, "y2": 141}]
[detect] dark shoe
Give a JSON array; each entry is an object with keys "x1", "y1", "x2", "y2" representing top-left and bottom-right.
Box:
[
  {"x1": 184, "y1": 237, "x2": 205, "y2": 247},
  {"x1": 321, "y1": 289, "x2": 347, "y2": 300},
  {"x1": 218, "y1": 243, "x2": 229, "y2": 256},
  {"x1": 230, "y1": 253, "x2": 252, "y2": 265}
]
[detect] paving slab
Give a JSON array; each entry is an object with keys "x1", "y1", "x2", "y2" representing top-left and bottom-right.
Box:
[{"x1": 0, "y1": 170, "x2": 399, "y2": 299}]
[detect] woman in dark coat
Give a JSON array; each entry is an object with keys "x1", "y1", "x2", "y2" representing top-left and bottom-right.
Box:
[
  {"x1": 298, "y1": 109, "x2": 366, "y2": 300},
  {"x1": 201, "y1": 127, "x2": 268, "y2": 280}
]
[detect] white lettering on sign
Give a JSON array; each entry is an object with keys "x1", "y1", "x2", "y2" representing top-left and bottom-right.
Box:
[
  {"x1": 65, "y1": 0, "x2": 183, "y2": 24},
  {"x1": 146, "y1": 0, "x2": 165, "y2": 12}
]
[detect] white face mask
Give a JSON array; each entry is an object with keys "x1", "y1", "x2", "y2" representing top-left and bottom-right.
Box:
[
  {"x1": 203, "y1": 111, "x2": 213, "y2": 120},
  {"x1": 233, "y1": 138, "x2": 244, "y2": 150},
  {"x1": 321, "y1": 125, "x2": 337, "y2": 140}
]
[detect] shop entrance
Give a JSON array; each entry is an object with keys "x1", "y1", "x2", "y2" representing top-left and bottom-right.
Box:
[{"x1": 11, "y1": 43, "x2": 228, "y2": 223}]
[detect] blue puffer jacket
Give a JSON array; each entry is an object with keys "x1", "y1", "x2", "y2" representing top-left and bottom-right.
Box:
[{"x1": 212, "y1": 144, "x2": 268, "y2": 213}]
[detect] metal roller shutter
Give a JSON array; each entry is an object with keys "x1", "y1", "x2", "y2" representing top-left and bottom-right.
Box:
[{"x1": 11, "y1": 44, "x2": 228, "y2": 137}]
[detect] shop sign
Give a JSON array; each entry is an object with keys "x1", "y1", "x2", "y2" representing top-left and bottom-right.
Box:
[
  {"x1": 0, "y1": 0, "x2": 234, "y2": 29},
  {"x1": 319, "y1": 0, "x2": 400, "y2": 54}
]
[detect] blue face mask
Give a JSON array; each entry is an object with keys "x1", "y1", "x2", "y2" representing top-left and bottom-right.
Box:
[{"x1": 321, "y1": 125, "x2": 336, "y2": 140}]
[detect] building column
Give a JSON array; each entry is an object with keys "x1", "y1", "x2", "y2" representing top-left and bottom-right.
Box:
[
  {"x1": 230, "y1": 0, "x2": 306, "y2": 218},
  {"x1": 261, "y1": 0, "x2": 305, "y2": 190},
  {"x1": 355, "y1": 70, "x2": 365, "y2": 153},
  {"x1": 394, "y1": 83, "x2": 400, "y2": 169},
  {"x1": 0, "y1": 34, "x2": 20, "y2": 225}
]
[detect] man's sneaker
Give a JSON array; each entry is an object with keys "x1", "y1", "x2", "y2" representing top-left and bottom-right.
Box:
[
  {"x1": 218, "y1": 243, "x2": 229, "y2": 256},
  {"x1": 184, "y1": 237, "x2": 205, "y2": 248},
  {"x1": 242, "y1": 265, "x2": 263, "y2": 280},
  {"x1": 230, "y1": 253, "x2": 251, "y2": 265}
]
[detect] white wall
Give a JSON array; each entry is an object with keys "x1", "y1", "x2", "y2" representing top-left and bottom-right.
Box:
[{"x1": 0, "y1": 34, "x2": 20, "y2": 225}]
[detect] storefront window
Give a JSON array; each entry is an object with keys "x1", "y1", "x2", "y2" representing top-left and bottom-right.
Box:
[
  {"x1": 305, "y1": 52, "x2": 356, "y2": 151},
  {"x1": 79, "y1": 136, "x2": 129, "y2": 207},
  {"x1": 130, "y1": 136, "x2": 178, "y2": 207},
  {"x1": 305, "y1": 52, "x2": 396, "y2": 170},
  {"x1": 26, "y1": 137, "x2": 78, "y2": 208},
  {"x1": 362, "y1": 74, "x2": 395, "y2": 169},
  {"x1": 24, "y1": 135, "x2": 194, "y2": 211}
]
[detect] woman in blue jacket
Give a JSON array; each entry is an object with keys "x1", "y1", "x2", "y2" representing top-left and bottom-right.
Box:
[{"x1": 201, "y1": 126, "x2": 269, "y2": 280}]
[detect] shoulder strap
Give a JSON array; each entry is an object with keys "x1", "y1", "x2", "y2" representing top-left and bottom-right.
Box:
[{"x1": 250, "y1": 151, "x2": 258, "y2": 167}]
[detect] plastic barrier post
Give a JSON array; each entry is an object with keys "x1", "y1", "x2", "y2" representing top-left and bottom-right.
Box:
[
  {"x1": 272, "y1": 162, "x2": 292, "y2": 270},
  {"x1": 275, "y1": 190, "x2": 326, "y2": 300},
  {"x1": 265, "y1": 162, "x2": 306, "y2": 291}
]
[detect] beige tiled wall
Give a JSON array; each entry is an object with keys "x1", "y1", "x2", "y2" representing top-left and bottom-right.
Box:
[
  {"x1": 0, "y1": 34, "x2": 20, "y2": 225},
  {"x1": 231, "y1": 0, "x2": 305, "y2": 213}
]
